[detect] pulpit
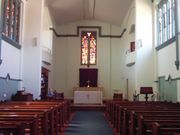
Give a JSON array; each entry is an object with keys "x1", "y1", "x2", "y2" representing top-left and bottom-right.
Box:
[{"x1": 73, "y1": 87, "x2": 103, "y2": 104}]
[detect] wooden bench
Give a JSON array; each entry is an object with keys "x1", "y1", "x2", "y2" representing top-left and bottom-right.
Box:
[
  {"x1": 0, "y1": 110, "x2": 49, "y2": 135},
  {"x1": 0, "y1": 100, "x2": 70, "y2": 135},
  {"x1": 6, "y1": 100, "x2": 70, "y2": 128},
  {"x1": 152, "y1": 122, "x2": 180, "y2": 135},
  {"x1": 0, "y1": 114, "x2": 38, "y2": 135},
  {"x1": 138, "y1": 116, "x2": 180, "y2": 135},
  {"x1": 122, "y1": 108, "x2": 180, "y2": 135},
  {"x1": 105, "y1": 100, "x2": 180, "y2": 135},
  {"x1": 129, "y1": 111, "x2": 180, "y2": 135},
  {"x1": 0, "y1": 105, "x2": 54, "y2": 135},
  {"x1": 107, "y1": 101, "x2": 172, "y2": 130},
  {"x1": 0, "y1": 122, "x2": 26, "y2": 135}
]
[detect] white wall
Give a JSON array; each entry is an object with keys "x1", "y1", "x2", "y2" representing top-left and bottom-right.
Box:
[
  {"x1": 0, "y1": 0, "x2": 27, "y2": 101},
  {"x1": 0, "y1": 41, "x2": 21, "y2": 79},
  {"x1": 135, "y1": 0, "x2": 154, "y2": 100},
  {"x1": 42, "y1": 4, "x2": 53, "y2": 51},
  {"x1": 22, "y1": 0, "x2": 44, "y2": 99},
  {"x1": 42, "y1": 2, "x2": 54, "y2": 89},
  {"x1": 154, "y1": 0, "x2": 180, "y2": 79},
  {"x1": 178, "y1": 0, "x2": 180, "y2": 33},
  {"x1": 157, "y1": 43, "x2": 178, "y2": 77},
  {"x1": 119, "y1": 0, "x2": 154, "y2": 101},
  {"x1": 110, "y1": 26, "x2": 126, "y2": 98},
  {"x1": 120, "y1": 1, "x2": 136, "y2": 100},
  {"x1": 53, "y1": 20, "x2": 125, "y2": 99},
  {"x1": 0, "y1": 0, "x2": 54, "y2": 100},
  {"x1": 154, "y1": 0, "x2": 180, "y2": 101},
  {"x1": 0, "y1": 41, "x2": 21, "y2": 100}
]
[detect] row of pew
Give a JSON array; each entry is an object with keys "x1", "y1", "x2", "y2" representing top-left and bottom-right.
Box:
[
  {"x1": 106, "y1": 100, "x2": 180, "y2": 135},
  {"x1": 0, "y1": 99, "x2": 70, "y2": 135}
]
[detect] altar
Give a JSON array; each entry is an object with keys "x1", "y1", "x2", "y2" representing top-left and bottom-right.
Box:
[{"x1": 73, "y1": 87, "x2": 103, "y2": 104}]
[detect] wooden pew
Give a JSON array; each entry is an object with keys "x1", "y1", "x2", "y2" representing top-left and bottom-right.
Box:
[
  {"x1": 0, "y1": 114, "x2": 38, "y2": 135},
  {"x1": 0, "y1": 122, "x2": 26, "y2": 135},
  {"x1": 5, "y1": 100, "x2": 69, "y2": 126},
  {"x1": 0, "y1": 110, "x2": 49, "y2": 135},
  {"x1": 105, "y1": 101, "x2": 148, "y2": 133},
  {"x1": 0, "y1": 100, "x2": 70, "y2": 135},
  {"x1": 20, "y1": 100, "x2": 69, "y2": 131},
  {"x1": 138, "y1": 116, "x2": 180, "y2": 135},
  {"x1": 108, "y1": 101, "x2": 147, "y2": 129},
  {"x1": 106, "y1": 100, "x2": 180, "y2": 135},
  {"x1": 108, "y1": 101, "x2": 171, "y2": 131},
  {"x1": 152, "y1": 122, "x2": 180, "y2": 135},
  {"x1": 122, "y1": 108, "x2": 180, "y2": 135},
  {"x1": 0, "y1": 105, "x2": 54, "y2": 135},
  {"x1": 129, "y1": 111, "x2": 180, "y2": 135}
]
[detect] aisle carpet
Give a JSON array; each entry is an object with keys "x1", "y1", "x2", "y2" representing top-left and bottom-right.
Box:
[{"x1": 63, "y1": 111, "x2": 114, "y2": 135}]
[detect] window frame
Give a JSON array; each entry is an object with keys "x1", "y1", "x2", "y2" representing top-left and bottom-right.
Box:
[
  {"x1": 1, "y1": 0, "x2": 21, "y2": 49},
  {"x1": 156, "y1": 0, "x2": 176, "y2": 51},
  {"x1": 81, "y1": 31, "x2": 97, "y2": 66}
]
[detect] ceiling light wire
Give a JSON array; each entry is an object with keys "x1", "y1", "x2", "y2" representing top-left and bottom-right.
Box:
[
  {"x1": 83, "y1": 0, "x2": 85, "y2": 19},
  {"x1": 93, "y1": 0, "x2": 96, "y2": 19}
]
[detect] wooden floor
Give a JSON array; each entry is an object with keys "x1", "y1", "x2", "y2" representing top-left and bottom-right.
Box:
[{"x1": 71, "y1": 103, "x2": 105, "y2": 111}]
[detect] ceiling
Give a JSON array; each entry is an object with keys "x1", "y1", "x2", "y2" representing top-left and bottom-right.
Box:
[{"x1": 46, "y1": 0, "x2": 133, "y2": 26}]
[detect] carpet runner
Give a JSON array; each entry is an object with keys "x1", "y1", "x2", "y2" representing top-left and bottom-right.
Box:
[{"x1": 63, "y1": 111, "x2": 114, "y2": 135}]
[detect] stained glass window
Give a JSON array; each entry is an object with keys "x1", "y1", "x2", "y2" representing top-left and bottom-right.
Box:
[
  {"x1": 81, "y1": 31, "x2": 97, "y2": 65},
  {"x1": 1, "y1": 0, "x2": 21, "y2": 42}
]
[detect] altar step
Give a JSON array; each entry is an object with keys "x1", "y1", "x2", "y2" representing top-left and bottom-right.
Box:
[{"x1": 71, "y1": 104, "x2": 105, "y2": 111}]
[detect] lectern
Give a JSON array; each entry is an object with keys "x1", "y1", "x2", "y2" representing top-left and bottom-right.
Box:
[{"x1": 140, "y1": 87, "x2": 153, "y2": 101}]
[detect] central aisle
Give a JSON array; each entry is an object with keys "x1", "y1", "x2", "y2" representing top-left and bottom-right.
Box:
[{"x1": 63, "y1": 111, "x2": 115, "y2": 135}]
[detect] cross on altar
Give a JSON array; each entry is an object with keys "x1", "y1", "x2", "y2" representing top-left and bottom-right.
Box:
[{"x1": 87, "y1": 80, "x2": 90, "y2": 87}]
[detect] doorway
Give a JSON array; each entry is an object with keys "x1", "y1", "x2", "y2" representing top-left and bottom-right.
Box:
[{"x1": 41, "y1": 67, "x2": 49, "y2": 99}]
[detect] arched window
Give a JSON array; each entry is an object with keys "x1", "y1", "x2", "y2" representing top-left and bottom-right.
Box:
[{"x1": 81, "y1": 31, "x2": 97, "y2": 66}]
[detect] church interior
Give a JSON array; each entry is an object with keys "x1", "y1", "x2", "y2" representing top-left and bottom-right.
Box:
[{"x1": 0, "y1": 0, "x2": 180, "y2": 134}]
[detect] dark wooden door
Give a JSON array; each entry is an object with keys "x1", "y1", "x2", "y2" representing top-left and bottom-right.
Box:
[{"x1": 41, "y1": 67, "x2": 49, "y2": 99}]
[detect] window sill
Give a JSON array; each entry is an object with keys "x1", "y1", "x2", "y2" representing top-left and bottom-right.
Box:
[
  {"x1": 156, "y1": 37, "x2": 176, "y2": 51},
  {"x1": 2, "y1": 35, "x2": 21, "y2": 49}
]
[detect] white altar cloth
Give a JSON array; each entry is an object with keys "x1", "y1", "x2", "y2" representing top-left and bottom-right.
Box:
[{"x1": 74, "y1": 90, "x2": 102, "y2": 104}]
